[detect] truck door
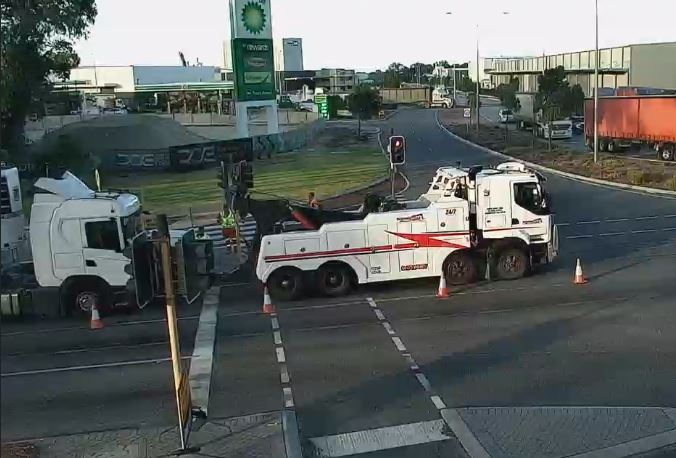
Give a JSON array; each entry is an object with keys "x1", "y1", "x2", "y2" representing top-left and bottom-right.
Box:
[
  {"x1": 437, "y1": 206, "x2": 466, "y2": 232},
  {"x1": 396, "y1": 219, "x2": 429, "y2": 272},
  {"x1": 481, "y1": 181, "x2": 512, "y2": 229},
  {"x1": 511, "y1": 181, "x2": 543, "y2": 228},
  {"x1": 80, "y1": 217, "x2": 129, "y2": 287},
  {"x1": 367, "y1": 224, "x2": 391, "y2": 275},
  {"x1": 50, "y1": 216, "x2": 86, "y2": 280}
]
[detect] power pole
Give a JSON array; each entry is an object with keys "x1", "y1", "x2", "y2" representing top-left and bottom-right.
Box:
[
  {"x1": 475, "y1": 24, "x2": 480, "y2": 134},
  {"x1": 593, "y1": 0, "x2": 599, "y2": 164}
]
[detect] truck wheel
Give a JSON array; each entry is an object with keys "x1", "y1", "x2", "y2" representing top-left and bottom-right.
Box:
[
  {"x1": 444, "y1": 251, "x2": 476, "y2": 285},
  {"x1": 607, "y1": 140, "x2": 616, "y2": 153},
  {"x1": 599, "y1": 139, "x2": 608, "y2": 152},
  {"x1": 267, "y1": 267, "x2": 304, "y2": 301},
  {"x1": 317, "y1": 264, "x2": 352, "y2": 297},
  {"x1": 64, "y1": 280, "x2": 107, "y2": 317},
  {"x1": 659, "y1": 146, "x2": 674, "y2": 161},
  {"x1": 496, "y1": 247, "x2": 528, "y2": 280}
]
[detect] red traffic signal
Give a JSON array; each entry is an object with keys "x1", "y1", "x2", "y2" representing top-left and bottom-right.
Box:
[{"x1": 389, "y1": 135, "x2": 405, "y2": 165}]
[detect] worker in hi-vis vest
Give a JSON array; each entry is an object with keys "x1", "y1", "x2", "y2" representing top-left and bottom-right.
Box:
[{"x1": 218, "y1": 207, "x2": 236, "y2": 240}]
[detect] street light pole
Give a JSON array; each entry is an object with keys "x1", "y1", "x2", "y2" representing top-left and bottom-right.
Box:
[
  {"x1": 593, "y1": 0, "x2": 599, "y2": 164},
  {"x1": 475, "y1": 24, "x2": 480, "y2": 133}
]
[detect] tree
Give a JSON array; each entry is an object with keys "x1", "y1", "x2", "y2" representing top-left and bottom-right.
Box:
[
  {"x1": 497, "y1": 77, "x2": 521, "y2": 111},
  {"x1": 348, "y1": 84, "x2": 381, "y2": 137},
  {"x1": 457, "y1": 76, "x2": 476, "y2": 93},
  {"x1": 1, "y1": 1, "x2": 97, "y2": 155},
  {"x1": 568, "y1": 84, "x2": 585, "y2": 115},
  {"x1": 383, "y1": 70, "x2": 401, "y2": 88}
]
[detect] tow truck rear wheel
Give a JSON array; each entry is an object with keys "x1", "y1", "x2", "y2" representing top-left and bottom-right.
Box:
[
  {"x1": 444, "y1": 251, "x2": 477, "y2": 285},
  {"x1": 317, "y1": 264, "x2": 352, "y2": 297},
  {"x1": 267, "y1": 267, "x2": 304, "y2": 301},
  {"x1": 496, "y1": 247, "x2": 528, "y2": 280},
  {"x1": 63, "y1": 279, "x2": 108, "y2": 317}
]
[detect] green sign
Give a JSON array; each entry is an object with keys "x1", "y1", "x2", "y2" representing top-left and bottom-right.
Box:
[
  {"x1": 315, "y1": 94, "x2": 329, "y2": 119},
  {"x1": 231, "y1": 38, "x2": 276, "y2": 102}
]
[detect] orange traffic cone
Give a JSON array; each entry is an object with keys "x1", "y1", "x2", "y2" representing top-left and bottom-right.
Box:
[
  {"x1": 262, "y1": 286, "x2": 275, "y2": 314},
  {"x1": 436, "y1": 274, "x2": 449, "y2": 298},
  {"x1": 573, "y1": 258, "x2": 587, "y2": 284},
  {"x1": 90, "y1": 304, "x2": 104, "y2": 330}
]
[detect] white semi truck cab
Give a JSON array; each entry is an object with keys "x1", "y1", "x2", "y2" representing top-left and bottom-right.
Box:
[
  {"x1": 29, "y1": 172, "x2": 142, "y2": 313},
  {"x1": 256, "y1": 161, "x2": 559, "y2": 300}
]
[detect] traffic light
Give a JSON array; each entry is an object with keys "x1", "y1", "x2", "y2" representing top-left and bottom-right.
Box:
[
  {"x1": 241, "y1": 161, "x2": 254, "y2": 189},
  {"x1": 389, "y1": 135, "x2": 405, "y2": 165},
  {"x1": 123, "y1": 232, "x2": 154, "y2": 309},
  {"x1": 178, "y1": 230, "x2": 213, "y2": 304}
]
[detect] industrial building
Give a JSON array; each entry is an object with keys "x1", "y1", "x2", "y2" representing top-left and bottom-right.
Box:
[
  {"x1": 313, "y1": 68, "x2": 356, "y2": 95},
  {"x1": 485, "y1": 41, "x2": 676, "y2": 95},
  {"x1": 274, "y1": 38, "x2": 304, "y2": 72}
]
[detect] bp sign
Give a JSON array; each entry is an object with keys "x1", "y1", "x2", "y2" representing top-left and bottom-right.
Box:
[
  {"x1": 229, "y1": 0, "x2": 276, "y2": 102},
  {"x1": 229, "y1": 0, "x2": 272, "y2": 39},
  {"x1": 231, "y1": 38, "x2": 276, "y2": 102}
]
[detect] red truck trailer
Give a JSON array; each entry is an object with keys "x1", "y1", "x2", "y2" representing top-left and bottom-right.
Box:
[{"x1": 584, "y1": 95, "x2": 676, "y2": 161}]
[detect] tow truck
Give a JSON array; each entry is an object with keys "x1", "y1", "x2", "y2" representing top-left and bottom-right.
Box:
[{"x1": 256, "y1": 162, "x2": 559, "y2": 300}]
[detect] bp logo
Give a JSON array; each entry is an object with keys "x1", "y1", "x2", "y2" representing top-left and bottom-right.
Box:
[{"x1": 241, "y1": 1, "x2": 266, "y2": 35}]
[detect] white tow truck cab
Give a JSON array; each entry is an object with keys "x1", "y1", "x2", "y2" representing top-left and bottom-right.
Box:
[
  {"x1": 256, "y1": 162, "x2": 559, "y2": 300},
  {"x1": 29, "y1": 172, "x2": 142, "y2": 314}
]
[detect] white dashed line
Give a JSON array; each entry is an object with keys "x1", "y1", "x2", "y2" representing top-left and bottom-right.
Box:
[
  {"x1": 280, "y1": 365, "x2": 290, "y2": 384},
  {"x1": 566, "y1": 235, "x2": 594, "y2": 239},
  {"x1": 283, "y1": 387, "x2": 295, "y2": 407},
  {"x1": 276, "y1": 347, "x2": 286, "y2": 363},
  {"x1": 415, "y1": 373, "x2": 433, "y2": 392},
  {"x1": 430, "y1": 395, "x2": 447, "y2": 410},
  {"x1": 599, "y1": 232, "x2": 625, "y2": 237},
  {"x1": 635, "y1": 216, "x2": 660, "y2": 220},
  {"x1": 391, "y1": 336, "x2": 407, "y2": 352},
  {"x1": 382, "y1": 322, "x2": 396, "y2": 335},
  {"x1": 631, "y1": 229, "x2": 658, "y2": 234},
  {"x1": 273, "y1": 330, "x2": 282, "y2": 345},
  {"x1": 577, "y1": 220, "x2": 601, "y2": 225},
  {"x1": 557, "y1": 222, "x2": 571, "y2": 227},
  {"x1": 375, "y1": 309, "x2": 386, "y2": 321},
  {"x1": 271, "y1": 317, "x2": 280, "y2": 330},
  {"x1": 605, "y1": 218, "x2": 629, "y2": 223}
]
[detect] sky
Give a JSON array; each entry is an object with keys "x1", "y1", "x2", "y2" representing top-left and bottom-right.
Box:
[{"x1": 74, "y1": 0, "x2": 676, "y2": 71}]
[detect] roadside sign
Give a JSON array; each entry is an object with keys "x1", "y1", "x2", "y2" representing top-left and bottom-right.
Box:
[
  {"x1": 463, "y1": 108, "x2": 471, "y2": 118},
  {"x1": 315, "y1": 94, "x2": 329, "y2": 119}
]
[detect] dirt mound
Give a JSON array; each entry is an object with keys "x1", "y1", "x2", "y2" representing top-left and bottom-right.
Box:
[{"x1": 32, "y1": 115, "x2": 211, "y2": 154}]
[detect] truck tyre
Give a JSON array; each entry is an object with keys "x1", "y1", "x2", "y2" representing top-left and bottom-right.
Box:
[
  {"x1": 64, "y1": 279, "x2": 108, "y2": 317},
  {"x1": 607, "y1": 140, "x2": 616, "y2": 153},
  {"x1": 444, "y1": 251, "x2": 477, "y2": 285},
  {"x1": 317, "y1": 264, "x2": 352, "y2": 297},
  {"x1": 267, "y1": 267, "x2": 304, "y2": 301},
  {"x1": 495, "y1": 247, "x2": 528, "y2": 280},
  {"x1": 659, "y1": 145, "x2": 674, "y2": 161},
  {"x1": 599, "y1": 139, "x2": 608, "y2": 152}
]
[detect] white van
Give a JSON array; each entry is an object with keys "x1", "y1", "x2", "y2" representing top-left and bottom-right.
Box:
[{"x1": 541, "y1": 120, "x2": 572, "y2": 139}]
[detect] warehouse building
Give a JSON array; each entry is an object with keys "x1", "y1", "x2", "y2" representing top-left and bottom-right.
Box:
[{"x1": 486, "y1": 41, "x2": 676, "y2": 95}]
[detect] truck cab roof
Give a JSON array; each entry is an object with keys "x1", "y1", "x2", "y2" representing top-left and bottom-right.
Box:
[{"x1": 34, "y1": 171, "x2": 140, "y2": 217}]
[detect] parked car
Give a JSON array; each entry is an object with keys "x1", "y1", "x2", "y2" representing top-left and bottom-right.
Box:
[{"x1": 498, "y1": 109, "x2": 514, "y2": 123}]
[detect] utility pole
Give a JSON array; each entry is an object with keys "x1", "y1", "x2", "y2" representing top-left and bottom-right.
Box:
[
  {"x1": 475, "y1": 24, "x2": 480, "y2": 134},
  {"x1": 593, "y1": 0, "x2": 599, "y2": 164}
]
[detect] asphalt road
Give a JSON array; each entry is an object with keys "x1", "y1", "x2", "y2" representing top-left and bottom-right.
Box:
[
  {"x1": 2, "y1": 108, "x2": 675, "y2": 457},
  {"x1": 0, "y1": 301, "x2": 202, "y2": 441},
  {"x1": 214, "y1": 108, "x2": 676, "y2": 456}
]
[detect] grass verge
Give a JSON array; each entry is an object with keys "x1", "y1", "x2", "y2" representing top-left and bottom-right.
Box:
[{"x1": 105, "y1": 148, "x2": 388, "y2": 215}]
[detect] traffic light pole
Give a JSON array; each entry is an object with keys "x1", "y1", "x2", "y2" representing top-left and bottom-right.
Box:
[
  {"x1": 390, "y1": 163, "x2": 395, "y2": 199},
  {"x1": 157, "y1": 214, "x2": 187, "y2": 450}
]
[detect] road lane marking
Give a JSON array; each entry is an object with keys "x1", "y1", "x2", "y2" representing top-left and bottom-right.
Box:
[
  {"x1": 367, "y1": 296, "x2": 489, "y2": 458},
  {"x1": 276, "y1": 347, "x2": 286, "y2": 363},
  {"x1": 599, "y1": 232, "x2": 625, "y2": 237},
  {"x1": 374, "y1": 309, "x2": 386, "y2": 321},
  {"x1": 267, "y1": 312, "x2": 301, "y2": 458},
  {"x1": 0, "y1": 315, "x2": 200, "y2": 337},
  {"x1": 382, "y1": 322, "x2": 395, "y2": 335},
  {"x1": 430, "y1": 395, "x2": 447, "y2": 410},
  {"x1": 635, "y1": 215, "x2": 660, "y2": 220},
  {"x1": 1, "y1": 356, "x2": 191, "y2": 377},
  {"x1": 631, "y1": 229, "x2": 657, "y2": 234},
  {"x1": 391, "y1": 336, "x2": 407, "y2": 351},
  {"x1": 308, "y1": 419, "x2": 451, "y2": 457},
  {"x1": 577, "y1": 220, "x2": 601, "y2": 225},
  {"x1": 189, "y1": 289, "x2": 219, "y2": 415},
  {"x1": 605, "y1": 218, "x2": 630, "y2": 223},
  {"x1": 566, "y1": 235, "x2": 595, "y2": 239}
]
